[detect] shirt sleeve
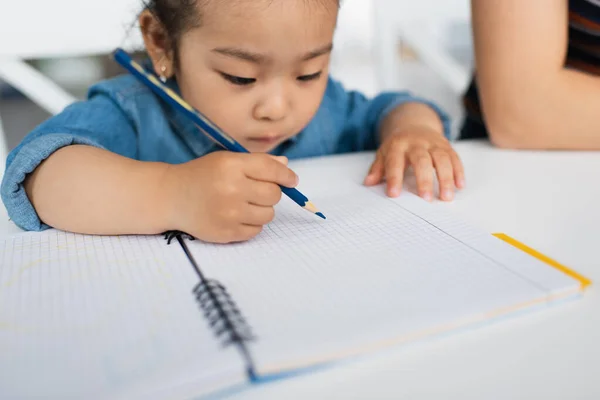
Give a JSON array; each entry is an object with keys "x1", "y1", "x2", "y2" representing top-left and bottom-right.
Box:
[
  {"x1": 324, "y1": 77, "x2": 452, "y2": 153},
  {"x1": 1, "y1": 90, "x2": 138, "y2": 232}
]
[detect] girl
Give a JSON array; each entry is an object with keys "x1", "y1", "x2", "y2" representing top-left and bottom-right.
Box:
[{"x1": 1, "y1": 0, "x2": 464, "y2": 243}]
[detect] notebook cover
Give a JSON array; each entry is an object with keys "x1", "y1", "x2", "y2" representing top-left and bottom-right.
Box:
[{"x1": 493, "y1": 233, "x2": 591, "y2": 290}]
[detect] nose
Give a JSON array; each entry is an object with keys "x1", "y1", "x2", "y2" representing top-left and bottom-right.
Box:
[{"x1": 253, "y1": 83, "x2": 289, "y2": 122}]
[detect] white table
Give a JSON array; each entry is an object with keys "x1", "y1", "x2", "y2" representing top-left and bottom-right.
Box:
[{"x1": 1, "y1": 140, "x2": 599, "y2": 399}]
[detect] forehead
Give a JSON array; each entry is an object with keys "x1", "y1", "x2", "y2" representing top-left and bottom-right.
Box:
[{"x1": 197, "y1": 0, "x2": 338, "y2": 53}]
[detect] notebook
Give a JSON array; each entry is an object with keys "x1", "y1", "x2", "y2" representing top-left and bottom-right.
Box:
[{"x1": 0, "y1": 173, "x2": 590, "y2": 399}]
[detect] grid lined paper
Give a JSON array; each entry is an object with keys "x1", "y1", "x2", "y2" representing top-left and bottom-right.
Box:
[
  {"x1": 0, "y1": 231, "x2": 244, "y2": 399},
  {"x1": 188, "y1": 184, "x2": 580, "y2": 375},
  {"x1": 0, "y1": 182, "x2": 582, "y2": 393}
]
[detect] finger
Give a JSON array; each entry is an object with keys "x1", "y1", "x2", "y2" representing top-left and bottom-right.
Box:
[
  {"x1": 450, "y1": 152, "x2": 466, "y2": 189},
  {"x1": 228, "y1": 224, "x2": 264, "y2": 243},
  {"x1": 431, "y1": 150, "x2": 455, "y2": 201},
  {"x1": 408, "y1": 149, "x2": 434, "y2": 201},
  {"x1": 244, "y1": 154, "x2": 298, "y2": 187},
  {"x1": 247, "y1": 181, "x2": 283, "y2": 206},
  {"x1": 241, "y1": 204, "x2": 276, "y2": 227},
  {"x1": 364, "y1": 153, "x2": 385, "y2": 186},
  {"x1": 383, "y1": 149, "x2": 406, "y2": 198},
  {"x1": 267, "y1": 155, "x2": 288, "y2": 165}
]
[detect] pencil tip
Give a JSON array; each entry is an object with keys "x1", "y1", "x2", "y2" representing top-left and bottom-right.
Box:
[{"x1": 316, "y1": 212, "x2": 326, "y2": 220}]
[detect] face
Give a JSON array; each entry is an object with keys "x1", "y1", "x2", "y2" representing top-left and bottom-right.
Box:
[{"x1": 173, "y1": 0, "x2": 338, "y2": 152}]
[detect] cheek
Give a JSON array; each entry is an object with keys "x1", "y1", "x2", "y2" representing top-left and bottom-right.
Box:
[
  {"x1": 177, "y1": 71, "x2": 249, "y2": 136},
  {"x1": 295, "y1": 81, "x2": 329, "y2": 127}
]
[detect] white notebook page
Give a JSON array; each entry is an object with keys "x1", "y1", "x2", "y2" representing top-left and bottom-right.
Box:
[
  {"x1": 0, "y1": 231, "x2": 245, "y2": 400},
  {"x1": 187, "y1": 183, "x2": 580, "y2": 376}
]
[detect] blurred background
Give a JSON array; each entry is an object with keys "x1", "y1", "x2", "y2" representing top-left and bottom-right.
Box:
[{"x1": 0, "y1": 0, "x2": 473, "y2": 157}]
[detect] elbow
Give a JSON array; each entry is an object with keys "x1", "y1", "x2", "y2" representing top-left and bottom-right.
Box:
[
  {"x1": 482, "y1": 101, "x2": 551, "y2": 150},
  {"x1": 486, "y1": 120, "x2": 549, "y2": 150},
  {"x1": 476, "y1": 69, "x2": 578, "y2": 150},
  {"x1": 486, "y1": 123, "x2": 529, "y2": 149}
]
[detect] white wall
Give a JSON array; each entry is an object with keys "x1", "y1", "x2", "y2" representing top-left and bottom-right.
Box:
[{"x1": 331, "y1": 0, "x2": 473, "y2": 128}]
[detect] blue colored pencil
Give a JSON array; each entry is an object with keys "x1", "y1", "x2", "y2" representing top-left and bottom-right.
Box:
[{"x1": 112, "y1": 48, "x2": 325, "y2": 220}]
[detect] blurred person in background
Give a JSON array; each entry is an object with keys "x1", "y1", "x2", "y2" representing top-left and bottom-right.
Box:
[{"x1": 461, "y1": 0, "x2": 600, "y2": 150}]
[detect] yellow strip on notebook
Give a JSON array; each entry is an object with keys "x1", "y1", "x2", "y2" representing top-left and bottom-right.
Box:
[{"x1": 493, "y1": 233, "x2": 592, "y2": 289}]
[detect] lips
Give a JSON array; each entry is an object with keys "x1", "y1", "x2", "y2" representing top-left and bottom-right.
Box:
[{"x1": 247, "y1": 135, "x2": 284, "y2": 144}]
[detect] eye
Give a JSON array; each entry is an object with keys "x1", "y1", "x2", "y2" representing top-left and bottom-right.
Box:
[
  {"x1": 220, "y1": 72, "x2": 256, "y2": 86},
  {"x1": 297, "y1": 71, "x2": 323, "y2": 82}
]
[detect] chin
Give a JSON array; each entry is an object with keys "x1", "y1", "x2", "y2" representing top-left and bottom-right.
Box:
[{"x1": 245, "y1": 141, "x2": 283, "y2": 154}]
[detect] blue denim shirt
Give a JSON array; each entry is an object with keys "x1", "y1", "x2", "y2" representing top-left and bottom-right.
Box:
[{"x1": 1, "y1": 73, "x2": 450, "y2": 231}]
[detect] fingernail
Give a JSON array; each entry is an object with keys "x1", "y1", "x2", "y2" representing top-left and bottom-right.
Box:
[
  {"x1": 367, "y1": 174, "x2": 377, "y2": 183},
  {"x1": 390, "y1": 187, "x2": 400, "y2": 197},
  {"x1": 458, "y1": 178, "x2": 465, "y2": 188},
  {"x1": 424, "y1": 192, "x2": 433, "y2": 202},
  {"x1": 443, "y1": 190, "x2": 453, "y2": 200}
]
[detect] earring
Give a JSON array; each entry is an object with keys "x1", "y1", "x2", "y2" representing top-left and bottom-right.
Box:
[{"x1": 159, "y1": 65, "x2": 167, "y2": 83}]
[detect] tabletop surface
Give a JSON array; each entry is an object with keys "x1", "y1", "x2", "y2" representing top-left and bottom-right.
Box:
[{"x1": 1, "y1": 140, "x2": 598, "y2": 399}]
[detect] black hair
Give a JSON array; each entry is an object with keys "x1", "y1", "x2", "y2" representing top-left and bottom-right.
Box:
[
  {"x1": 143, "y1": 0, "x2": 203, "y2": 59},
  {"x1": 143, "y1": 0, "x2": 340, "y2": 59}
]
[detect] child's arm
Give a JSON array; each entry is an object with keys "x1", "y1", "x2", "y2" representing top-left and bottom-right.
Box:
[
  {"x1": 23, "y1": 145, "x2": 173, "y2": 235},
  {"x1": 22, "y1": 145, "x2": 296, "y2": 242},
  {"x1": 1, "y1": 91, "x2": 145, "y2": 232},
  {"x1": 2, "y1": 85, "x2": 296, "y2": 242}
]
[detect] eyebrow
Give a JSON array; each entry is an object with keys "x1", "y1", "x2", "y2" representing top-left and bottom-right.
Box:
[{"x1": 212, "y1": 43, "x2": 334, "y2": 63}]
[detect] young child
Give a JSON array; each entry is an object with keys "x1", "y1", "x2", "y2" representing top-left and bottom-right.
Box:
[{"x1": 1, "y1": 0, "x2": 465, "y2": 244}]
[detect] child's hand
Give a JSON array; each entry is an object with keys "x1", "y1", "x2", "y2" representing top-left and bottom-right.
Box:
[
  {"x1": 363, "y1": 126, "x2": 465, "y2": 201},
  {"x1": 164, "y1": 152, "x2": 297, "y2": 243}
]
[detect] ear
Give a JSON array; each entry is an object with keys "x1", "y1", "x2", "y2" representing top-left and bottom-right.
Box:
[{"x1": 139, "y1": 9, "x2": 176, "y2": 78}]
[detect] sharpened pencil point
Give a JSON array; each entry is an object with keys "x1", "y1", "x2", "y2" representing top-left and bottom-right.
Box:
[{"x1": 303, "y1": 201, "x2": 325, "y2": 219}]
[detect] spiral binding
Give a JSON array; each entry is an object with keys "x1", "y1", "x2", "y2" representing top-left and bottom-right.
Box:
[
  {"x1": 163, "y1": 230, "x2": 256, "y2": 348},
  {"x1": 193, "y1": 279, "x2": 255, "y2": 346},
  {"x1": 164, "y1": 230, "x2": 194, "y2": 244}
]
